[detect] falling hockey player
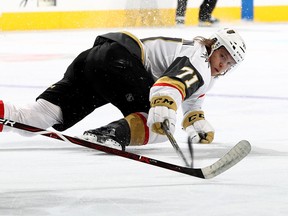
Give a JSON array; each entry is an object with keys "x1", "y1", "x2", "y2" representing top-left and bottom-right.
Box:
[{"x1": 0, "y1": 28, "x2": 246, "y2": 151}]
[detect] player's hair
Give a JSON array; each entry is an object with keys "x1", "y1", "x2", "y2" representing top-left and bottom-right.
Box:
[{"x1": 193, "y1": 36, "x2": 216, "y2": 55}]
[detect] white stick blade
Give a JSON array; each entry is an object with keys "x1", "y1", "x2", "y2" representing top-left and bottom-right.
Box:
[{"x1": 201, "y1": 140, "x2": 251, "y2": 179}]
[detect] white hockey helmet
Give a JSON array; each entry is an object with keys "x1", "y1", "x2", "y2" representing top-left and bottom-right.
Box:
[{"x1": 210, "y1": 28, "x2": 246, "y2": 64}]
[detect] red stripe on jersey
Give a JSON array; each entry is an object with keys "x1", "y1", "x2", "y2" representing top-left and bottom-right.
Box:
[
  {"x1": 198, "y1": 94, "x2": 205, "y2": 98},
  {"x1": 153, "y1": 83, "x2": 185, "y2": 100},
  {"x1": 0, "y1": 100, "x2": 4, "y2": 132},
  {"x1": 135, "y1": 112, "x2": 149, "y2": 145}
]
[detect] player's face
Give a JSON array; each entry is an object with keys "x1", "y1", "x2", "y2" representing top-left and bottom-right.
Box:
[{"x1": 209, "y1": 47, "x2": 236, "y2": 76}]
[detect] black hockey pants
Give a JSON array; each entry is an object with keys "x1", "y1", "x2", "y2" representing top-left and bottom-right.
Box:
[{"x1": 38, "y1": 39, "x2": 154, "y2": 131}]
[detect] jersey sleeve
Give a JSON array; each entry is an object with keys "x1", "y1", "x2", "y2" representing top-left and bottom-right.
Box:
[{"x1": 181, "y1": 94, "x2": 205, "y2": 115}]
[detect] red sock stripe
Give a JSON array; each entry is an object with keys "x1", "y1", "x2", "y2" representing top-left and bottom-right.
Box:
[
  {"x1": 135, "y1": 112, "x2": 149, "y2": 145},
  {"x1": 0, "y1": 100, "x2": 4, "y2": 132}
]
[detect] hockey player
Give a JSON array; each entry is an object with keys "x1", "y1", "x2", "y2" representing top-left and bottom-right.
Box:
[
  {"x1": 0, "y1": 28, "x2": 246, "y2": 150},
  {"x1": 176, "y1": 0, "x2": 219, "y2": 26}
]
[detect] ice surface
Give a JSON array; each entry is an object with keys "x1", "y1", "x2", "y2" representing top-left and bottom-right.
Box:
[{"x1": 1, "y1": 22, "x2": 288, "y2": 215}]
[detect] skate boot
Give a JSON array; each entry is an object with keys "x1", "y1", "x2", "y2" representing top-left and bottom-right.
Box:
[
  {"x1": 175, "y1": 16, "x2": 185, "y2": 26},
  {"x1": 81, "y1": 119, "x2": 130, "y2": 151},
  {"x1": 198, "y1": 17, "x2": 219, "y2": 27}
]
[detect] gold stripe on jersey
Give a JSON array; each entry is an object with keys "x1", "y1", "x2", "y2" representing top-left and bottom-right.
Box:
[
  {"x1": 182, "y1": 110, "x2": 205, "y2": 129},
  {"x1": 125, "y1": 113, "x2": 147, "y2": 145},
  {"x1": 153, "y1": 76, "x2": 186, "y2": 100},
  {"x1": 122, "y1": 31, "x2": 145, "y2": 64}
]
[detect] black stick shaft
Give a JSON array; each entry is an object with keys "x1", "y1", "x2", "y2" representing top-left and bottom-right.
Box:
[{"x1": 0, "y1": 118, "x2": 205, "y2": 178}]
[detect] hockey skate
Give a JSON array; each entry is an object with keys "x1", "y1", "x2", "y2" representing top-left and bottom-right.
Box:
[
  {"x1": 81, "y1": 128, "x2": 126, "y2": 151},
  {"x1": 80, "y1": 119, "x2": 130, "y2": 151},
  {"x1": 175, "y1": 16, "x2": 185, "y2": 26},
  {"x1": 198, "y1": 17, "x2": 219, "y2": 27}
]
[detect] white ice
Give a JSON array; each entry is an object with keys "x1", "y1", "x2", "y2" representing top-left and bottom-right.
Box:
[{"x1": 0, "y1": 22, "x2": 288, "y2": 216}]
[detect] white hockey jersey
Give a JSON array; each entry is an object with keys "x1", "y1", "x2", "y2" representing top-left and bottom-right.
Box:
[{"x1": 141, "y1": 36, "x2": 216, "y2": 116}]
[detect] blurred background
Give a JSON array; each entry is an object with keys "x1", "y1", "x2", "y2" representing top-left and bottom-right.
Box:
[{"x1": 1, "y1": 0, "x2": 287, "y2": 31}]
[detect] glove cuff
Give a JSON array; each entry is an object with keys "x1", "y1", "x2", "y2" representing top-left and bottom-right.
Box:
[
  {"x1": 150, "y1": 95, "x2": 177, "y2": 111},
  {"x1": 182, "y1": 110, "x2": 205, "y2": 129}
]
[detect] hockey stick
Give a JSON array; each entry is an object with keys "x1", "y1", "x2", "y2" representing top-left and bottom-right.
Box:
[
  {"x1": 187, "y1": 137, "x2": 194, "y2": 168},
  {"x1": 187, "y1": 133, "x2": 206, "y2": 168},
  {"x1": 161, "y1": 119, "x2": 191, "y2": 167},
  {"x1": 0, "y1": 118, "x2": 251, "y2": 179}
]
